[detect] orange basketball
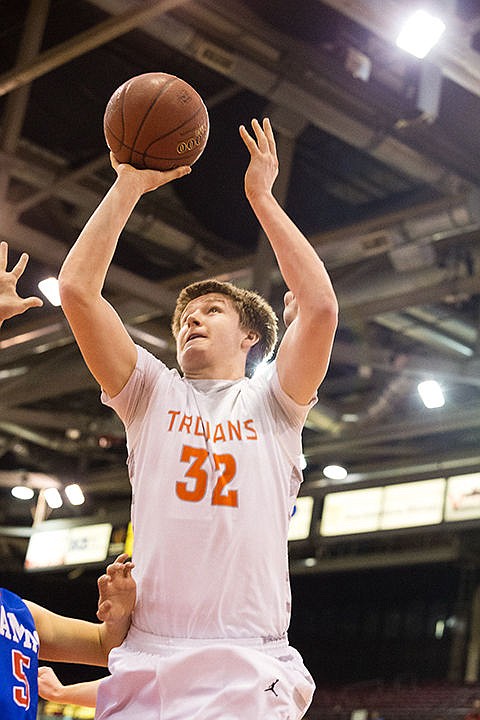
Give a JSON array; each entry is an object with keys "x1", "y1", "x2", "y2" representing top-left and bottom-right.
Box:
[{"x1": 103, "y1": 72, "x2": 209, "y2": 171}]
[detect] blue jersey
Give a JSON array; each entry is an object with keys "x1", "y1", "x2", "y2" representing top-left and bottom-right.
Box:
[{"x1": 0, "y1": 588, "x2": 39, "y2": 719}]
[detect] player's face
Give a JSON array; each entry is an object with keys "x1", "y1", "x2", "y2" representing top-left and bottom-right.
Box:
[{"x1": 176, "y1": 293, "x2": 248, "y2": 378}]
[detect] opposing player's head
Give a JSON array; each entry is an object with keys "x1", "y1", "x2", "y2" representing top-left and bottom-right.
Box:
[{"x1": 171, "y1": 279, "x2": 278, "y2": 376}]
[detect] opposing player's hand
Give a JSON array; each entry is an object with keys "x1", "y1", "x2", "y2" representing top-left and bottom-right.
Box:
[
  {"x1": 97, "y1": 552, "x2": 136, "y2": 624},
  {"x1": 0, "y1": 241, "x2": 43, "y2": 323},
  {"x1": 283, "y1": 290, "x2": 298, "y2": 328},
  {"x1": 110, "y1": 152, "x2": 191, "y2": 194},
  {"x1": 38, "y1": 666, "x2": 64, "y2": 701},
  {"x1": 239, "y1": 118, "x2": 278, "y2": 202}
]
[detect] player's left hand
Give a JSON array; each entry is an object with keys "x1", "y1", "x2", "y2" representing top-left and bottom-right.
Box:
[
  {"x1": 239, "y1": 118, "x2": 278, "y2": 201},
  {"x1": 0, "y1": 241, "x2": 43, "y2": 323},
  {"x1": 97, "y1": 552, "x2": 136, "y2": 624}
]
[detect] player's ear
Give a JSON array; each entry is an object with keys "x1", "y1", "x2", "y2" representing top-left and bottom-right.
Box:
[{"x1": 242, "y1": 330, "x2": 259, "y2": 349}]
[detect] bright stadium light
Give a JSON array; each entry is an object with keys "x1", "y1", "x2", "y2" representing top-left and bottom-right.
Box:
[
  {"x1": 44, "y1": 487, "x2": 63, "y2": 509},
  {"x1": 323, "y1": 464, "x2": 348, "y2": 481},
  {"x1": 396, "y1": 9, "x2": 445, "y2": 59},
  {"x1": 38, "y1": 277, "x2": 61, "y2": 306},
  {"x1": 11, "y1": 486, "x2": 34, "y2": 500},
  {"x1": 418, "y1": 379, "x2": 445, "y2": 408},
  {"x1": 65, "y1": 483, "x2": 85, "y2": 506}
]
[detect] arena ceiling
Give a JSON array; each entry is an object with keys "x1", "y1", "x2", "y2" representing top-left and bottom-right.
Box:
[{"x1": 1, "y1": 0, "x2": 480, "y2": 565}]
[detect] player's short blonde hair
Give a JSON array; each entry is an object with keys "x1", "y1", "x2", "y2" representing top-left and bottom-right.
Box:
[{"x1": 171, "y1": 279, "x2": 278, "y2": 375}]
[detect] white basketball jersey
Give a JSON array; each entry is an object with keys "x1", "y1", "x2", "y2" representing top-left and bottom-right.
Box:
[{"x1": 103, "y1": 346, "x2": 315, "y2": 641}]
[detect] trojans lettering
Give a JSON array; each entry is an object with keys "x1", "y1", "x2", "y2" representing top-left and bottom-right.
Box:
[{"x1": 167, "y1": 410, "x2": 258, "y2": 442}]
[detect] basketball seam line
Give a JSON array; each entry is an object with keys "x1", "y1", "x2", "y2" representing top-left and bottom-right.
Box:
[{"x1": 129, "y1": 76, "x2": 178, "y2": 165}]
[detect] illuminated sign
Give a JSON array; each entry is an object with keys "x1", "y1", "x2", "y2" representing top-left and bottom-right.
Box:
[
  {"x1": 320, "y1": 487, "x2": 382, "y2": 536},
  {"x1": 25, "y1": 523, "x2": 112, "y2": 569},
  {"x1": 288, "y1": 496, "x2": 314, "y2": 541},
  {"x1": 445, "y1": 473, "x2": 480, "y2": 521},
  {"x1": 380, "y1": 478, "x2": 445, "y2": 530},
  {"x1": 320, "y1": 479, "x2": 446, "y2": 537}
]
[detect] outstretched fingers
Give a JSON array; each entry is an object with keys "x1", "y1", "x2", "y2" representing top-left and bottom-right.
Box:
[
  {"x1": 22, "y1": 295, "x2": 44, "y2": 311},
  {"x1": 0, "y1": 242, "x2": 29, "y2": 277},
  {"x1": 11, "y1": 252, "x2": 30, "y2": 280},
  {"x1": 101, "y1": 553, "x2": 135, "y2": 582},
  {"x1": 0, "y1": 241, "x2": 7, "y2": 271},
  {"x1": 96, "y1": 552, "x2": 136, "y2": 622},
  {"x1": 251, "y1": 117, "x2": 269, "y2": 153},
  {"x1": 239, "y1": 118, "x2": 276, "y2": 159},
  {"x1": 239, "y1": 123, "x2": 257, "y2": 153},
  {"x1": 262, "y1": 117, "x2": 277, "y2": 158}
]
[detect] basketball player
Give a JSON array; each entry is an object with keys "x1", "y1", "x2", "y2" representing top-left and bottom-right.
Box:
[
  {"x1": 0, "y1": 241, "x2": 43, "y2": 327},
  {"x1": 1, "y1": 251, "x2": 136, "y2": 715},
  {"x1": 58, "y1": 117, "x2": 338, "y2": 719},
  {"x1": 1, "y1": 554, "x2": 135, "y2": 719}
]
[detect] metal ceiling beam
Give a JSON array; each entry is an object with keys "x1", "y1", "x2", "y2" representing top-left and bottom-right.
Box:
[
  {"x1": 91, "y1": 0, "x2": 467, "y2": 191},
  {"x1": 330, "y1": 339, "x2": 480, "y2": 388},
  {"x1": 0, "y1": 147, "x2": 224, "y2": 264},
  {"x1": 304, "y1": 404, "x2": 480, "y2": 462},
  {"x1": 0, "y1": 0, "x2": 191, "y2": 98},
  {"x1": 341, "y1": 266, "x2": 480, "y2": 322},
  {"x1": 0, "y1": 0, "x2": 50, "y2": 201},
  {"x1": 1, "y1": 218, "x2": 179, "y2": 310},
  {"x1": 309, "y1": 448, "x2": 480, "y2": 486},
  {"x1": 0, "y1": 0, "x2": 50, "y2": 153}
]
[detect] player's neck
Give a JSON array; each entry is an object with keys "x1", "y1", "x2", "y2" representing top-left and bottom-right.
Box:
[{"x1": 183, "y1": 358, "x2": 246, "y2": 381}]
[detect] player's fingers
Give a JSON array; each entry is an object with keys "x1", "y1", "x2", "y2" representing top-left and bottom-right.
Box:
[
  {"x1": 239, "y1": 125, "x2": 260, "y2": 157},
  {"x1": 23, "y1": 296, "x2": 43, "y2": 310},
  {"x1": 142, "y1": 165, "x2": 190, "y2": 191},
  {"x1": 262, "y1": 118, "x2": 277, "y2": 157},
  {"x1": 106, "y1": 556, "x2": 134, "y2": 578},
  {"x1": 96, "y1": 599, "x2": 112, "y2": 621},
  {"x1": 239, "y1": 124, "x2": 253, "y2": 147},
  {"x1": 109, "y1": 151, "x2": 120, "y2": 172},
  {"x1": 251, "y1": 118, "x2": 268, "y2": 152},
  {"x1": 97, "y1": 573, "x2": 109, "y2": 593},
  {"x1": 11, "y1": 252, "x2": 29, "y2": 279},
  {"x1": 0, "y1": 241, "x2": 7, "y2": 271},
  {"x1": 166, "y1": 165, "x2": 191, "y2": 182},
  {"x1": 38, "y1": 666, "x2": 54, "y2": 679}
]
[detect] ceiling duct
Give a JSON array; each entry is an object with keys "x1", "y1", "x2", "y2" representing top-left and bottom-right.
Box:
[{"x1": 90, "y1": 0, "x2": 467, "y2": 191}]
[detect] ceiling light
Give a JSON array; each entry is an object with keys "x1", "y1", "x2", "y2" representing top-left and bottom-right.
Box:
[
  {"x1": 44, "y1": 487, "x2": 63, "y2": 509},
  {"x1": 65, "y1": 483, "x2": 85, "y2": 506},
  {"x1": 38, "y1": 277, "x2": 61, "y2": 306},
  {"x1": 418, "y1": 379, "x2": 445, "y2": 408},
  {"x1": 11, "y1": 486, "x2": 34, "y2": 500},
  {"x1": 341, "y1": 413, "x2": 359, "y2": 423},
  {"x1": 323, "y1": 464, "x2": 348, "y2": 481},
  {"x1": 396, "y1": 9, "x2": 446, "y2": 59}
]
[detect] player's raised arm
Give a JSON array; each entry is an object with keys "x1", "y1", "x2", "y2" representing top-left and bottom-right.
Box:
[
  {"x1": 239, "y1": 118, "x2": 338, "y2": 404},
  {"x1": 58, "y1": 157, "x2": 190, "y2": 398}
]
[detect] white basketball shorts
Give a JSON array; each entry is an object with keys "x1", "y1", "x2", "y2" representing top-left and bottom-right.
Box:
[{"x1": 95, "y1": 626, "x2": 315, "y2": 720}]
